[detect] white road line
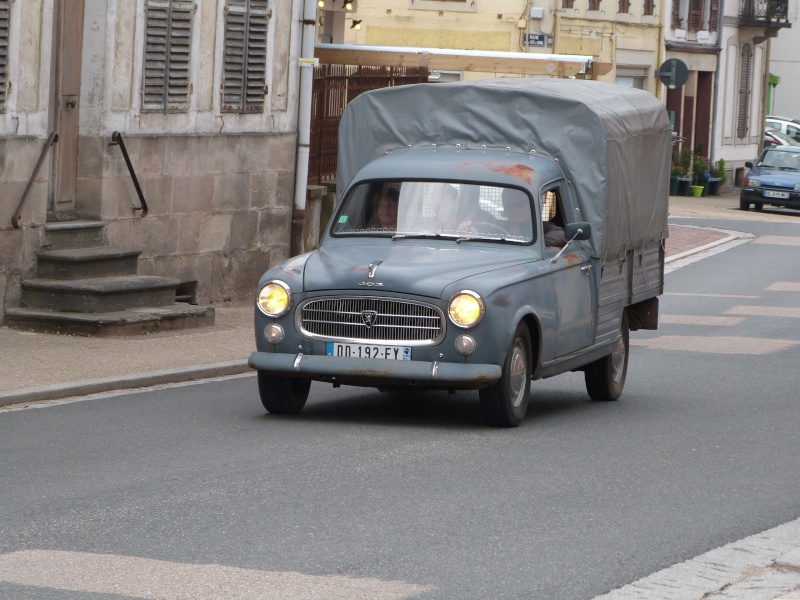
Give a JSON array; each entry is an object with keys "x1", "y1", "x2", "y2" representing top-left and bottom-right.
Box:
[{"x1": 0, "y1": 550, "x2": 434, "y2": 600}]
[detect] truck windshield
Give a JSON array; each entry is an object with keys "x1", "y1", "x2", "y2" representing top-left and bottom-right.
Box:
[{"x1": 331, "y1": 181, "x2": 535, "y2": 243}]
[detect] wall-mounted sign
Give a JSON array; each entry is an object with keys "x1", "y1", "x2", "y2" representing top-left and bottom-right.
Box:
[{"x1": 525, "y1": 34, "x2": 552, "y2": 47}]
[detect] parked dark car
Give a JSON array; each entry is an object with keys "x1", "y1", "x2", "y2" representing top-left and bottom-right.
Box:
[{"x1": 740, "y1": 147, "x2": 800, "y2": 212}]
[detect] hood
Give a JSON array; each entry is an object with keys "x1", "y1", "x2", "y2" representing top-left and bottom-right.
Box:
[{"x1": 304, "y1": 239, "x2": 536, "y2": 298}]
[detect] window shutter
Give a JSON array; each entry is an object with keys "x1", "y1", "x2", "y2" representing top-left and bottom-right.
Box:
[
  {"x1": 222, "y1": 0, "x2": 270, "y2": 114},
  {"x1": 672, "y1": 0, "x2": 682, "y2": 28},
  {"x1": 142, "y1": 0, "x2": 194, "y2": 113},
  {"x1": 688, "y1": 0, "x2": 704, "y2": 30},
  {"x1": 589, "y1": 0, "x2": 601, "y2": 10},
  {"x1": 737, "y1": 44, "x2": 752, "y2": 138},
  {"x1": 708, "y1": 0, "x2": 719, "y2": 31},
  {"x1": 562, "y1": 0, "x2": 575, "y2": 8},
  {"x1": 619, "y1": 0, "x2": 630, "y2": 13},
  {"x1": 0, "y1": 0, "x2": 9, "y2": 112},
  {"x1": 644, "y1": 0, "x2": 655, "y2": 16}
]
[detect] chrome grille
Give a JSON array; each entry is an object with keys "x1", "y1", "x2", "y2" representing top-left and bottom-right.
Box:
[{"x1": 297, "y1": 296, "x2": 445, "y2": 345}]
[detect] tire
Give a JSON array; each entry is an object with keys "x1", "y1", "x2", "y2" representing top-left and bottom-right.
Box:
[
  {"x1": 584, "y1": 312, "x2": 629, "y2": 402},
  {"x1": 257, "y1": 371, "x2": 311, "y2": 414},
  {"x1": 479, "y1": 324, "x2": 532, "y2": 427},
  {"x1": 754, "y1": 203, "x2": 764, "y2": 212},
  {"x1": 739, "y1": 197, "x2": 750, "y2": 211}
]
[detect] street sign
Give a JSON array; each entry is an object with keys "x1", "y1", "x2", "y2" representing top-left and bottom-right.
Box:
[
  {"x1": 525, "y1": 34, "x2": 551, "y2": 47},
  {"x1": 657, "y1": 58, "x2": 689, "y2": 89}
]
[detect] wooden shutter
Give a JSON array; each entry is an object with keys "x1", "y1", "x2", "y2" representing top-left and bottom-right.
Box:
[
  {"x1": 619, "y1": 0, "x2": 630, "y2": 13},
  {"x1": 0, "y1": 0, "x2": 9, "y2": 112},
  {"x1": 142, "y1": 0, "x2": 194, "y2": 112},
  {"x1": 688, "y1": 0, "x2": 704, "y2": 30},
  {"x1": 737, "y1": 44, "x2": 752, "y2": 138},
  {"x1": 589, "y1": 0, "x2": 601, "y2": 10},
  {"x1": 708, "y1": 0, "x2": 719, "y2": 31},
  {"x1": 222, "y1": 0, "x2": 270, "y2": 114},
  {"x1": 644, "y1": 0, "x2": 655, "y2": 16},
  {"x1": 562, "y1": 0, "x2": 575, "y2": 8},
  {"x1": 672, "y1": 0, "x2": 682, "y2": 28}
]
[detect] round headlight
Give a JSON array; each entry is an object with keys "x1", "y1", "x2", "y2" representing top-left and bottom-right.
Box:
[
  {"x1": 257, "y1": 281, "x2": 292, "y2": 317},
  {"x1": 448, "y1": 290, "x2": 485, "y2": 328}
]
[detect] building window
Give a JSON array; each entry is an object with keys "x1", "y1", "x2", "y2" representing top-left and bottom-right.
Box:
[
  {"x1": 619, "y1": 0, "x2": 630, "y2": 12},
  {"x1": 0, "y1": 0, "x2": 9, "y2": 112},
  {"x1": 644, "y1": 0, "x2": 655, "y2": 15},
  {"x1": 737, "y1": 43, "x2": 752, "y2": 138},
  {"x1": 562, "y1": 0, "x2": 575, "y2": 8},
  {"x1": 142, "y1": 0, "x2": 194, "y2": 113},
  {"x1": 688, "y1": 0, "x2": 705, "y2": 30},
  {"x1": 221, "y1": 0, "x2": 270, "y2": 114},
  {"x1": 589, "y1": 0, "x2": 601, "y2": 9}
]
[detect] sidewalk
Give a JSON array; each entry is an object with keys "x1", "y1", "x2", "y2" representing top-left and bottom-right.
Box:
[{"x1": 0, "y1": 216, "x2": 744, "y2": 408}]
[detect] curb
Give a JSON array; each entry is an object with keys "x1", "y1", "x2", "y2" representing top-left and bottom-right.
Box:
[
  {"x1": 0, "y1": 360, "x2": 253, "y2": 407},
  {"x1": 665, "y1": 225, "x2": 754, "y2": 264}
]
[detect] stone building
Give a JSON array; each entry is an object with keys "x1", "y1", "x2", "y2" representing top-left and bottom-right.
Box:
[{"x1": 0, "y1": 0, "x2": 300, "y2": 326}]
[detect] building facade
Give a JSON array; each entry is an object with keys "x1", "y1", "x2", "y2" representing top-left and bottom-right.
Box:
[{"x1": 0, "y1": 0, "x2": 300, "y2": 323}]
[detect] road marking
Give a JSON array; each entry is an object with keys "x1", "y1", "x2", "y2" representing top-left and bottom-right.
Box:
[
  {"x1": 631, "y1": 336, "x2": 799, "y2": 354},
  {"x1": 0, "y1": 550, "x2": 434, "y2": 600},
  {"x1": 592, "y1": 518, "x2": 800, "y2": 600},
  {"x1": 725, "y1": 306, "x2": 800, "y2": 319},
  {"x1": 766, "y1": 282, "x2": 800, "y2": 292},
  {"x1": 663, "y1": 292, "x2": 760, "y2": 299},
  {"x1": 752, "y1": 235, "x2": 800, "y2": 246},
  {"x1": 659, "y1": 315, "x2": 745, "y2": 326}
]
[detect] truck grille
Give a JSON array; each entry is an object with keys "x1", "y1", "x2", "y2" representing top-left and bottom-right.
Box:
[{"x1": 296, "y1": 296, "x2": 445, "y2": 345}]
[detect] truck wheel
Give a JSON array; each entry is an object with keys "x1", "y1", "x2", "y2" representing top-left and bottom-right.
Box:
[
  {"x1": 584, "y1": 312, "x2": 629, "y2": 402},
  {"x1": 739, "y1": 197, "x2": 750, "y2": 211},
  {"x1": 257, "y1": 371, "x2": 310, "y2": 414},
  {"x1": 479, "y1": 324, "x2": 531, "y2": 427}
]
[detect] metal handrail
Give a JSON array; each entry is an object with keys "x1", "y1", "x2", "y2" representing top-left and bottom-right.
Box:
[
  {"x1": 110, "y1": 131, "x2": 149, "y2": 217},
  {"x1": 11, "y1": 132, "x2": 59, "y2": 228}
]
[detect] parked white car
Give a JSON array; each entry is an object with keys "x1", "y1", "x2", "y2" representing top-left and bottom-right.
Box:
[{"x1": 766, "y1": 116, "x2": 800, "y2": 143}]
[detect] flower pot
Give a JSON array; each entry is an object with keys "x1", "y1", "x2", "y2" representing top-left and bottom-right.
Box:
[
  {"x1": 707, "y1": 177, "x2": 722, "y2": 195},
  {"x1": 691, "y1": 185, "x2": 704, "y2": 197},
  {"x1": 677, "y1": 177, "x2": 692, "y2": 196},
  {"x1": 669, "y1": 176, "x2": 680, "y2": 195}
]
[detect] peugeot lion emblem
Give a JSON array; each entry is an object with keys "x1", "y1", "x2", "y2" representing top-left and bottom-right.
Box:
[{"x1": 361, "y1": 310, "x2": 378, "y2": 328}]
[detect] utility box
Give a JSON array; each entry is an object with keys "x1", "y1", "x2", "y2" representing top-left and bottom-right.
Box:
[{"x1": 530, "y1": 6, "x2": 544, "y2": 18}]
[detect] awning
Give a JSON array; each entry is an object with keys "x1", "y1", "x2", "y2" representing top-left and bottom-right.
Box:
[{"x1": 315, "y1": 43, "x2": 612, "y2": 78}]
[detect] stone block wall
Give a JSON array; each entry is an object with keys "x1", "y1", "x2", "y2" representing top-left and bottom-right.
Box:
[{"x1": 74, "y1": 132, "x2": 297, "y2": 304}]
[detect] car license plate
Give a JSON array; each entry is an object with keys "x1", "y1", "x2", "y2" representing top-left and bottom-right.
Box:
[
  {"x1": 764, "y1": 190, "x2": 790, "y2": 199},
  {"x1": 326, "y1": 342, "x2": 411, "y2": 360}
]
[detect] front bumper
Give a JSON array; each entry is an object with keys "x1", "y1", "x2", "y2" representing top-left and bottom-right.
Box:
[
  {"x1": 248, "y1": 351, "x2": 502, "y2": 389},
  {"x1": 741, "y1": 188, "x2": 800, "y2": 208}
]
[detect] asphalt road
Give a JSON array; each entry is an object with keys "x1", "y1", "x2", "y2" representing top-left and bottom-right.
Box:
[{"x1": 1, "y1": 216, "x2": 799, "y2": 600}]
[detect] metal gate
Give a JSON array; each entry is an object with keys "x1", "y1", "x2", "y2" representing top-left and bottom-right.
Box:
[{"x1": 308, "y1": 64, "x2": 429, "y2": 185}]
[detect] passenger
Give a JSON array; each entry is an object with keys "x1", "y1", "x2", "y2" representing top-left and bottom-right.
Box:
[
  {"x1": 501, "y1": 188, "x2": 565, "y2": 246},
  {"x1": 367, "y1": 187, "x2": 400, "y2": 231}
]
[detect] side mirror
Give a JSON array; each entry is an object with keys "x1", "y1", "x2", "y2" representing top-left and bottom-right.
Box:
[
  {"x1": 564, "y1": 222, "x2": 591, "y2": 241},
  {"x1": 745, "y1": 161, "x2": 753, "y2": 168}
]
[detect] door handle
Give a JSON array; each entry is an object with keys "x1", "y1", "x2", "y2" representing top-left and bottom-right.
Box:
[
  {"x1": 65, "y1": 99, "x2": 77, "y2": 109},
  {"x1": 581, "y1": 265, "x2": 592, "y2": 274}
]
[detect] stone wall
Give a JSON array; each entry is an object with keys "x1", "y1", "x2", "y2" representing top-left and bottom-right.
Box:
[{"x1": 74, "y1": 131, "x2": 297, "y2": 305}]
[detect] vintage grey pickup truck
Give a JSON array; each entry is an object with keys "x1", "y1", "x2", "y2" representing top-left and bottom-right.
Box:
[{"x1": 249, "y1": 78, "x2": 671, "y2": 427}]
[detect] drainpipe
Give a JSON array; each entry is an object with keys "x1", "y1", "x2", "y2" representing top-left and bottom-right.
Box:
[
  {"x1": 709, "y1": 0, "x2": 723, "y2": 166},
  {"x1": 291, "y1": 0, "x2": 318, "y2": 254}
]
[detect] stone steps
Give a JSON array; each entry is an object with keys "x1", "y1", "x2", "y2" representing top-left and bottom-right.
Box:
[{"x1": 5, "y1": 218, "x2": 216, "y2": 336}]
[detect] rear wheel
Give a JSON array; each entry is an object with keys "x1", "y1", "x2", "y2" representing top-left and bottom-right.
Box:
[
  {"x1": 739, "y1": 197, "x2": 750, "y2": 211},
  {"x1": 584, "y1": 312, "x2": 629, "y2": 402},
  {"x1": 257, "y1": 371, "x2": 310, "y2": 414},
  {"x1": 479, "y1": 324, "x2": 532, "y2": 427}
]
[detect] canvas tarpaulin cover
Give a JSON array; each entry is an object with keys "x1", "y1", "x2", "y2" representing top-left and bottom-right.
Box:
[{"x1": 336, "y1": 78, "x2": 672, "y2": 258}]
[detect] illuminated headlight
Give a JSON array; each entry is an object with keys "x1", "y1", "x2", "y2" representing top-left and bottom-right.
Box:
[
  {"x1": 263, "y1": 324, "x2": 285, "y2": 344},
  {"x1": 745, "y1": 178, "x2": 761, "y2": 187},
  {"x1": 455, "y1": 334, "x2": 476, "y2": 355},
  {"x1": 448, "y1": 290, "x2": 485, "y2": 328},
  {"x1": 257, "y1": 280, "x2": 292, "y2": 317}
]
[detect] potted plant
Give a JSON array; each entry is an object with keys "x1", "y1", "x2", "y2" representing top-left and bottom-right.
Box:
[
  {"x1": 707, "y1": 158, "x2": 726, "y2": 195},
  {"x1": 670, "y1": 164, "x2": 687, "y2": 195},
  {"x1": 675, "y1": 149, "x2": 693, "y2": 196},
  {"x1": 692, "y1": 153, "x2": 710, "y2": 196}
]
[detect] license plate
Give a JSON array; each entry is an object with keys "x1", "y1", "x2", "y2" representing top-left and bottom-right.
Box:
[
  {"x1": 764, "y1": 190, "x2": 790, "y2": 199},
  {"x1": 326, "y1": 342, "x2": 411, "y2": 360}
]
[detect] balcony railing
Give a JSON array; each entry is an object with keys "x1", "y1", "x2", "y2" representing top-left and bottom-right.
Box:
[{"x1": 739, "y1": 0, "x2": 791, "y2": 26}]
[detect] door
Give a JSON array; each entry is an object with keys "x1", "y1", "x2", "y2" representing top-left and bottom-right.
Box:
[{"x1": 50, "y1": 0, "x2": 84, "y2": 218}]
